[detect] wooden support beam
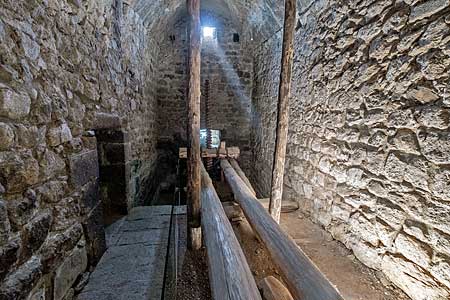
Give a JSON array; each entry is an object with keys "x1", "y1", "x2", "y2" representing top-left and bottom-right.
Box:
[
  {"x1": 200, "y1": 163, "x2": 262, "y2": 300},
  {"x1": 270, "y1": 0, "x2": 297, "y2": 223},
  {"x1": 229, "y1": 159, "x2": 256, "y2": 196},
  {"x1": 179, "y1": 147, "x2": 240, "y2": 159},
  {"x1": 187, "y1": 0, "x2": 201, "y2": 249},
  {"x1": 258, "y1": 276, "x2": 294, "y2": 300},
  {"x1": 221, "y1": 159, "x2": 344, "y2": 300}
]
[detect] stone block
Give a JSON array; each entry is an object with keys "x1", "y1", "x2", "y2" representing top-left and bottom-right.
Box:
[
  {"x1": 0, "y1": 122, "x2": 14, "y2": 150},
  {"x1": 0, "y1": 256, "x2": 43, "y2": 300},
  {"x1": 28, "y1": 274, "x2": 52, "y2": 300},
  {"x1": 47, "y1": 123, "x2": 73, "y2": 146},
  {"x1": 16, "y1": 124, "x2": 43, "y2": 148},
  {"x1": 53, "y1": 240, "x2": 88, "y2": 300},
  {"x1": 0, "y1": 236, "x2": 20, "y2": 280},
  {"x1": 20, "y1": 211, "x2": 52, "y2": 262},
  {"x1": 52, "y1": 197, "x2": 81, "y2": 231},
  {"x1": 406, "y1": 86, "x2": 440, "y2": 103},
  {"x1": 415, "y1": 105, "x2": 449, "y2": 129},
  {"x1": 82, "y1": 204, "x2": 106, "y2": 266},
  {"x1": 0, "y1": 200, "x2": 10, "y2": 244},
  {"x1": 394, "y1": 233, "x2": 432, "y2": 268},
  {"x1": 0, "y1": 152, "x2": 39, "y2": 194},
  {"x1": 92, "y1": 112, "x2": 121, "y2": 130},
  {"x1": 418, "y1": 129, "x2": 450, "y2": 164},
  {"x1": 39, "y1": 224, "x2": 83, "y2": 272},
  {"x1": 0, "y1": 88, "x2": 31, "y2": 120},
  {"x1": 382, "y1": 254, "x2": 447, "y2": 300},
  {"x1": 389, "y1": 129, "x2": 420, "y2": 154},
  {"x1": 81, "y1": 180, "x2": 100, "y2": 215},
  {"x1": 6, "y1": 196, "x2": 37, "y2": 231},
  {"x1": 409, "y1": 0, "x2": 450, "y2": 23},
  {"x1": 36, "y1": 180, "x2": 68, "y2": 204},
  {"x1": 39, "y1": 149, "x2": 66, "y2": 181},
  {"x1": 69, "y1": 150, "x2": 99, "y2": 187},
  {"x1": 21, "y1": 31, "x2": 40, "y2": 60},
  {"x1": 431, "y1": 168, "x2": 450, "y2": 200}
]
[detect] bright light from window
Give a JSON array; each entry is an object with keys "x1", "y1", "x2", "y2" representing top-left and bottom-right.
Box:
[{"x1": 202, "y1": 26, "x2": 216, "y2": 39}]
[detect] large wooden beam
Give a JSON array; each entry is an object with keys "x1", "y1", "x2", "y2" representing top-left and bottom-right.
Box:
[
  {"x1": 187, "y1": 0, "x2": 202, "y2": 249},
  {"x1": 179, "y1": 147, "x2": 240, "y2": 159},
  {"x1": 270, "y1": 0, "x2": 297, "y2": 223},
  {"x1": 229, "y1": 159, "x2": 256, "y2": 196},
  {"x1": 258, "y1": 276, "x2": 294, "y2": 300},
  {"x1": 221, "y1": 159, "x2": 344, "y2": 300},
  {"x1": 200, "y1": 163, "x2": 262, "y2": 300}
]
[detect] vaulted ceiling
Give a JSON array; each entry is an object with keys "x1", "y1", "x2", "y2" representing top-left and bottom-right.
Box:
[{"x1": 129, "y1": 0, "x2": 312, "y2": 42}]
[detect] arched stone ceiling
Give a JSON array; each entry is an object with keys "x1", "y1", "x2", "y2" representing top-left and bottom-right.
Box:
[{"x1": 129, "y1": 0, "x2": 313, "y2": 42}]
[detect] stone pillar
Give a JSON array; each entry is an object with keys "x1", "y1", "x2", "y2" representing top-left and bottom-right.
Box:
[{"x1": 69, "y1": 135, "x2": 106, "y2": 266}]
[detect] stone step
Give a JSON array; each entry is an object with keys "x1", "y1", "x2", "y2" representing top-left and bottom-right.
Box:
[{"x1": 77, "y1": 205, "x2": 175, "y2": 300}]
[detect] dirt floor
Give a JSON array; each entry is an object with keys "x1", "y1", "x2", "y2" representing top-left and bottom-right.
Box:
[{"x1": 280, "y1": 211, "x2": 410, "y2": 300}]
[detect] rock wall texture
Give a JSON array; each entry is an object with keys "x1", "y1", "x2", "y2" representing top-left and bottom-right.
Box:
[
  {"x1": 251, "y1": 0, "x2": 450, "y2": 299},
  {"x1": 156, "y1": 11, "x2": 253, "y2": 171},
  {"x1": 0, "y1": 0, "x2": 159, "y2": 299}
]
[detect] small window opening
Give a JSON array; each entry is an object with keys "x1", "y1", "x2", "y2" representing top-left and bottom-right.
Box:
[
  {"x1": 202, "y1": 26, "x2": 216, "y2": 39},
  {"x1": 233, "y1": 33, "x2": 240, "y2": 43}
]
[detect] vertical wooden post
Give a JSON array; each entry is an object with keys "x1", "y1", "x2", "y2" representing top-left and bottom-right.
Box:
[
  {"x1": 269, "y1": 0, "x2": 297, "y2": 224},
  {"x1": 187, "y1": 0, "x2": 202, "y2": 249}
]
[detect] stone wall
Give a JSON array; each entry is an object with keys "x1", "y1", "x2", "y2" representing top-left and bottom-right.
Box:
[
  {"x1": 251, "y1": 0, "x2": 450, "y2": 299},
  {"x1": 156, "y1": 11, "x2": 253, "y2": 172},
  {"x1": 0, "y1": 0, "x2": 159, "y2": 298}
]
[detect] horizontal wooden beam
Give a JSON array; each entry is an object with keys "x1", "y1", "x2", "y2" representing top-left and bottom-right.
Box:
[
  {"x1": 200, "y1": 162, "x2": 262, "y2": 300},
  {"x1": 179, "y1": 147, "x2": 240, "y2": 159},
  {"x1": 221, "y1": 159, "x2": 344, "y2": 300}
]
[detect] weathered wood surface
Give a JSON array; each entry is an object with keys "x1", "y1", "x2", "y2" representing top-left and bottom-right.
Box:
[
  {"x1": 221, "y1": 159, "x2": 344, "y2": 300},
  {"x1": 187, "y1": 0, "x2": 202, "y2": 249},
  {"x1": 269, "y1": 0, "x2": 297, "y2": 224},
  {"x1": 258, "y1": 276, "x2": 294, "y2": 300},
  {"x1": 179, "y1": 147, "x2": 240, "y2": 159},
  {"x1": 229, "y1": 159, "x2": 256, "y2": 196},
  {"x1": 201, "y1": 163, "x2": 262, "y2": 300}
]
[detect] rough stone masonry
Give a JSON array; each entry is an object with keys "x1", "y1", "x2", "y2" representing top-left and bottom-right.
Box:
[
  {"x1": 251, "y1": 0, "x2": 450, "y2": 299},
  {"x1": 1, "y1": 0, "x2": 450, "y2": 299},
  {"x1": 0, "y1": 0, "x2": 159, "y2": 299}
]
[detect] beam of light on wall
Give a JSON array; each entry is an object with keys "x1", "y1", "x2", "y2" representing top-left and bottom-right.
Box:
[
  {"x1": 202, "y1": 26, "x2": 216, "y2": 39},
  {"x1": 209, "y1": 45, "x2": 252, "y2": 119}
]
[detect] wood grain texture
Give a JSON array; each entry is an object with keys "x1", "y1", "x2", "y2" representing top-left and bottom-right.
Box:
[
  {"x1": 229, "y1": 159, "x2": 257, "y2": 196},
  {"x1": 269, "y1": 0, "x2": 297, "y2": 224},
  {"x1": 187, "y1": 0, "x2": 202, "y2": 247},
  {"x1": 179, "y1": 147, "x2": 240, "y2": 159},
  {"x1": 200, "y1": 163, "x2": 262, "y2": 300},
  {"x1": 258, "y1": 276, "x2": 294, "y2": 300},
  {"x1": 221, "y1": 159, "x2": 344, "y2": 300}
]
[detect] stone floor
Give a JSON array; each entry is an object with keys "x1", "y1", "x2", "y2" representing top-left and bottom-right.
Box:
[{"x1": 77, "y1": 206, "x2": 179, "y2": 300}]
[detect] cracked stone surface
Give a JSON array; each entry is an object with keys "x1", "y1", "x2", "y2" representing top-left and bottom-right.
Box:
[{"x1": 77, "y1": 206, "x2": 173, "y2": 300}]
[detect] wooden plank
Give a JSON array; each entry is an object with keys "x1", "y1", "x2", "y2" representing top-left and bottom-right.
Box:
[
  {"x1": 201, "y1": 163, "x2": 262, "y2": 300},
  {"x1": 258, "y1": 276, "x2": 294, "y2": 300},
  {"x1": 229, "y1": 159, "x2": 256, "y2": 196},
  {"x1": 187, "y1": 0, "x2": 202, "y2": 249},
  {"x1": 179, "y1": 147, "x2": 240, "y2": 159},
  {"x1": 221, "y1": 159, "x2": 344, "y2": 300},
  {"x1": 269, "y1": 0, "x2": 297, "y2": 224}
]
